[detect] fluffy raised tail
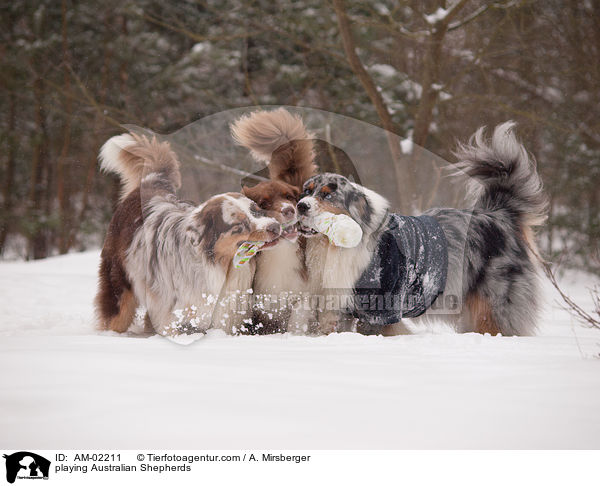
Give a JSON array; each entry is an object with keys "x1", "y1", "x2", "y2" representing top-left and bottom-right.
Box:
[
  {"x1": 454, "y1": 122, "x2": 548, "y2": 231},
  {"x1": 99, "y1": 133, "x2": 181, "y2": 201},
  {"x1": 230, "y1": 108, "x2": 317, "y2": 187},
  {"x1": 231, "y1": 108, "x2": 312, "y2": 162}
]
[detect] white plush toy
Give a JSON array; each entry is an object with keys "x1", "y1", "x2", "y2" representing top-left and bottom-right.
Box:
[{"x1": 310, "y1": 212, "x2": 363, "y2": 248}]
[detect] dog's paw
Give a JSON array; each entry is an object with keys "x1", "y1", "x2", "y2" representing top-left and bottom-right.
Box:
[{"x1": 318, "y1": 320, "x2": 337, "y2": 335}]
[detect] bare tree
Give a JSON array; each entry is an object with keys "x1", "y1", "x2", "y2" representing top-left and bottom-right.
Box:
[{"x1": 333, "y1": 0, "x2": 415, "y2": 210}]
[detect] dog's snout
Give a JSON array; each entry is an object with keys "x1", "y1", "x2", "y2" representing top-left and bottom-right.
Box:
[
  {"x1": 297, "y1": 201, "x2": 310, "y2": 215},
  {"x1": 266, "y1": 222, "x2": 281, "y2": 237},
  {"x1": 282, "y1": 206, "x2": 295, "y2": 219}
]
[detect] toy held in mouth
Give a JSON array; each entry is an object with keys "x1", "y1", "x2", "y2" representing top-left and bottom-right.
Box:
[
  {"x1": 311, "y1": 212, "x2": 363, "y2": 248},
  {"x1": 233, "y1": 241, "x2": 265, "y2": 268}
]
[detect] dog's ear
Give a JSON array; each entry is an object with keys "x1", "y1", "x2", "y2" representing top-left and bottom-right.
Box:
[
  {"x1": 346, "y1": 189, "x2": 373, "y2": 228},
  {"x1": 241, "y1": 184, "x2": 266, "y2": 206},
  {"x1": 290, "y1": 185, "x2": 301, "y2": 200},
  {"x1": 241, "y1": 184, "x2": 261, "y2": 202}
]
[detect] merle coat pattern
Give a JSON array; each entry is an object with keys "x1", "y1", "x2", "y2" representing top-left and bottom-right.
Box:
[
  {"x1": 297, "y1": 123, "x2": 547, "y2": 336},
  {"x1": 95, "y1": 133, "x2": 281, "y2": 339}
]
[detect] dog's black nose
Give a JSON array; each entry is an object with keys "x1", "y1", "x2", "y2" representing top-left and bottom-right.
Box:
[
  {"x1": 266, "y1": 222, "x2": 281, "y2": 237},
  {"x1": 297, "y1": 201, "x2": 310, "y2": 215}
]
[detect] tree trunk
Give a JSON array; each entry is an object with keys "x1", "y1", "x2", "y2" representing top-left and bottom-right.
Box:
[
  {"x1": 57, "y1": 0, "x2": 74, "y2": 254},
  {"x1": 0, "y1": 92, "x2": 17, "y2": 254},
  {"x1": 412, "y1": 1, "x2": 469, "y2": 209},
  {"x1": 29, "y1": 76, "x2": 50, "y2": 259},
  {"x1": 69, "y1": 12, "x2": 116, "y2": 248},
  {"x1": 412, "y1": 28, "x2": 446, "y2": 148},
  {"x1": 332, "y1": 0, "x2": 414, "y2": 211}
]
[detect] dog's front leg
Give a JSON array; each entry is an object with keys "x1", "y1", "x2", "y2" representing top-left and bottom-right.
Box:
[
  {"x1": 316, "y1": 309, "x2": 339, "y2": 335},
  {"x1": 215, "y1": 261, "x2": 255, "y2": 335},
  {"x1": 287, "y1": 291, "x2": 315, "y2": 335}
]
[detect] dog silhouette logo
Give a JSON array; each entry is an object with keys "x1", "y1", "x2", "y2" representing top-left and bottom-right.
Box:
[{"x1": 2, "y1": 452, "x2": 50, "y2": 483}]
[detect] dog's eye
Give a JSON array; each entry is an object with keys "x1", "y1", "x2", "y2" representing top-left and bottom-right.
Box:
[
  {"x1": 286, "y1": 194, "x2": 296, "y2": 201},
  {"x1": 321, "y1": 184, "x2": 337, "y2": 199},
  {"x1": 250, "y1": 203, "x2": 267, "y2": 218},
  {"x1": 231, "y1": 224, "x2": 244, "y2": 234}
]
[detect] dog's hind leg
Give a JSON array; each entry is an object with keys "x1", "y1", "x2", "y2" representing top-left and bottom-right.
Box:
[
  {"x1": 95, "y1": 257, "x2": 137, "y2": 333},
  {"x1": 381, "y1": 321, "x2": 411, "y2": 336},
  {"x1": 95, "y1": 258, "x2": 120, "y2": 330},
  {"x1": 356, "y1": 320, "x2": 411, "y2": 336},
  {"x1": 107, "y1": 288, "x2": 138, "y2": 333},
  {"x1": 143, "y1": 313, "x2": 155, "y2": 334},
  {"x1": 465, "y1": 293, "x2": 502, "y2": 336}
]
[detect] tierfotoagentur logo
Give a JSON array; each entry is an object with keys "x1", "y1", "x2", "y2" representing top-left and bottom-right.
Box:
[{"x1": 2, "y1": 452, "x2": 50, "y2": 483}]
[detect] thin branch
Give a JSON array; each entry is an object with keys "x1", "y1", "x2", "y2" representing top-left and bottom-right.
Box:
[
  {"x1": 448, "y1": 1, "x2": 521, "y2": 31},
  {"x1": 122, "y1": 125, "x2": 269, "y2": 184},
  {"x1": 42, "y1": 76, "x2": 141, "y2": 123},
  {"x1": 436, "y1": 0, "x2": 470, "y2": 28},
  {"x1": 246, "y1": 18, "x2": 348, "y2": 63},
  {"x1": 537, "y1": 252, "x2": 600, "y2": 330},
  {"x1": 192, "y1": 155, "x2": 268, "y2": 183},
  {"x1": 353, "y1": 18, "x2": 429, "y2": 39},
  {"x1": 447, "y1": 4, "x2": 491, "y2": 31},
  {"x1": 138, "y1": 10, "x2": 262, "y2": 43},
  {"x1": 67, "y1": 66, "x2": 123, "y2": 129},
  {"x1": 356, "y1": 1, "x2": 430, "y2": 39}
]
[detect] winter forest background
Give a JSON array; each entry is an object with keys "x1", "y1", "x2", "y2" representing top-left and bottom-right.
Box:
[{"x1": 0, "y1": 0, "x2": 598, "y2": 274}]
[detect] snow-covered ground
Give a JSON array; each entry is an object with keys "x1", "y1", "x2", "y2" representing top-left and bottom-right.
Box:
[{"x1": 1, "y1": 251, "x2": 599, "y2": 449}]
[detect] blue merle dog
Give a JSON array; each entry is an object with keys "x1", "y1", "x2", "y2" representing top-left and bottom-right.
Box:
[{"x1": 297, "y1": 123, "x2": 548, "y2": 336}]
